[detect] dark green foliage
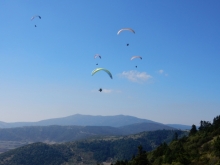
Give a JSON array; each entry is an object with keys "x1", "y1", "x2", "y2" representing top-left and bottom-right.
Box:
[
  {"x1": 0, "y1": 129, "x2": 186, "y2": 164},
  {"x1": 189, "y1": 124, "x2": 197, "y2": 136},
  {"x1": 213, "y1": 115, "x2": 220, "y2": 129},
  {"x1": 172, "y1": 132, "x2": 179, "y2": 141},
  {"x1": 0, "y1": 142, "x2": 73, "y2": 165},
  {"x1": 114, "y1": 160, "x2": 128, "y2": 165},
  {"x1": 112, "y1": 145, "x2": 150, "y2": 165},
  {"x1": 173, "y1": 142, "x2": 190, "y2": 164},
  {"x1": 129, "y1": 145, "x2": 150, "y2": 165},
  {"x1": 151, "y1": 140, "x2": 190, "y2": 164},
  {"x1": 214, "y1": 136, "x2": 220, "y2": 158},
  {"x1": 152, "y1": 143, "x2": 169, "y2": 158},
  {"x1": 164, "y1": 147, "x2": 173, "y2": 164},
  {"x1": 75, "y1": 130, "x2": 186, "y2": 162},
  {"x1": 147, "y1": 114, "x2": 220, "y2": 165},
  {"x1": 199, "y1": 120, "x2": 212, "y2": 131}
]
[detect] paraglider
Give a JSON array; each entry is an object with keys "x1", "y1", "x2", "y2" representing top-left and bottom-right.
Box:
[
  {"x1": 117, "y1": 28, "x2": 135, "y2": 46},
  {"x1": 117, "y1": 28, "x2": 135, "y2": 35},
  {"x1": 131, "y1": 56, "x2": 142, "y2": 60},
  {"x1": 31, "y1": 15, "x2": 41, "y2": 20},
  {"x1": 91, "y1": 68, "x2": 113, "y2": 79},
  {"x1": 94, "y1": 54, "x2": 101, "y2": 65},
  {"x1": 131, "y1": 56, "x2": 142, "y2": 68},
  {"x1": 94, "y1": 54, "x2": 101, "y2": 59},
  {"x1": 92, "y1": 68, "x2": 112, "y2": 93},
  {"x1": 31, "y1": 15, "x2": 41, "y2": 27}
]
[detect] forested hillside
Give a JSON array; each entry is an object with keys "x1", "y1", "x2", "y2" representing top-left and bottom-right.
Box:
[
  {"x1": 0, "y1": 123, "x2": 174, "y2": 143},
  {"x1": 2, "y1": 115, "x2": 219, "y2": 165},
  {"x1": 0, "y1": 130, "x2": 186, "y2": 165},
  {"x1": 112, "y1": 115, "x2": 220, "y2": 165}
]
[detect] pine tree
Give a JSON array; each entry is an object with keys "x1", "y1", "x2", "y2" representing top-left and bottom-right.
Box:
[
  {"x1": 189, "y1": 124, "x2": 197, "y2": 135},
  {"x1": 130, "y1": 145, "x2": 150, "y2": 165}
]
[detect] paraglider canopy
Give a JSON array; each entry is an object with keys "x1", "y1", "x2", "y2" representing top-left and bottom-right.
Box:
[
  {"x1": 31, "y1": 15, "x2": 41, "y2": 20},
  {"x1": 94, "y1": 54, "x2": 101, "y2": 59},
  {"x1": 91, "y1": 68, "x2": 113, "y2": 79},
  {"x1": 131, "y1": 56, "x2": 142, "y2": 68},
  {"x1": 131, "y1": 56, "x2": 142, "y2": 60},
  {"x1": 117, "y1": 28, "x2": 135, "y2": 35}
]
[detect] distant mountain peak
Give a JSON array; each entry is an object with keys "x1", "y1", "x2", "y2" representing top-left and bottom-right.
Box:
[{"x1": 0, "y1": 114, "x2": 156, "y2": 128}]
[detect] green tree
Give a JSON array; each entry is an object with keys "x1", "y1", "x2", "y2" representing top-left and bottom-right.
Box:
[
  {"x1": 213, "y1": 115, "x2": 220, "y2": 128},
  {"x1": 189, "y1": 124, "x2": 197, "y2": 136},
  {"x1": 173, "y1": 132, "x2": 178, "y2": 141},
  {"x1": 213, "y1": 137, "x2": 220, "y2": 158},
  {"x1": 153, "y1": 142, "x2": 169, "y2": 158},
  {"x1": 130, "y1": 145, "x2": 150, "y2": 165},
  {"x1": 199, "y1": 120, "x2": 212, "y2": 131},
  {"x1": 164, "y1": 147, "x2": 174, "y2": 164}
]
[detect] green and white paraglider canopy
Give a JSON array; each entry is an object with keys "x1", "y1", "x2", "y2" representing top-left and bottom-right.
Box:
[{"x1": 91, "y1": 68, "x2": 113, "y2": 79}]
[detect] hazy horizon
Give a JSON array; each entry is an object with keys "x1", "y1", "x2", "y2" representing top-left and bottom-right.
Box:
[{"x1": 0, "y1": 113, "x2": 207, "y2": 126}]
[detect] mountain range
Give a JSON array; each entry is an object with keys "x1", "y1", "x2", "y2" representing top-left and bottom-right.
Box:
[
  {"x1": 0, "y1": 114, "x2": 191, "y2": 129},
  {"x1": 0, "y1": 114, "x2": 192, "y2": 154}
]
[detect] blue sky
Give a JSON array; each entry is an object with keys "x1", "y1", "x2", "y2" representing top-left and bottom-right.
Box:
[{"x1": 0, "y1": 0, "x2": 220, "y2": 125}]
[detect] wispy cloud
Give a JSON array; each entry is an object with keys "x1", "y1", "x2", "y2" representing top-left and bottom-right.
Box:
[
  {"x1": 157, "y1": 69, "x2": 168, "y2": 76},
  {"x1": 102, "y1": 89, "x2": 112, "y2": 93},
  {"x1": 91, "y1": 89, "x2": 122, "y2": 94},
  {"x1": 158, "y1": 69, "x2": 164, "y2": 74},
  {"x1": 119, "y1": 70, "x2": 152, "y2": 83}
]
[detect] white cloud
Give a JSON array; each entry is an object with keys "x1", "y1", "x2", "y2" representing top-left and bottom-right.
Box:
[
  {"x1": 119, "y1": 70, "x2": 152, "y2": 83},
  {"x1": 158, "y1": 70, "x2": 164, "y2": 74},
  {"x1": 157, "y1": 69, "x2": 168, "y2": 76},
  {"x1": 91, "y1": 89, "x2": 122, "y2": 94},
  {"x1": 102, "y1": 89, "x2": 112, "y2": 93}
]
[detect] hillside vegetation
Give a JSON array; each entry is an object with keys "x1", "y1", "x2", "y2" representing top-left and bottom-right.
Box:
[
  {"x1": 0, "y1": 123, "x2": 174, "y2": 143},
  {"x1": 1, "y1": 114, "x2": 218, "y2": 165},
  {"x1": 112, "y1": 115, "x2": 220, "y2": 165},
  {"x1": 0, "y1": 130, "x2": 186, "y2": 165}
]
